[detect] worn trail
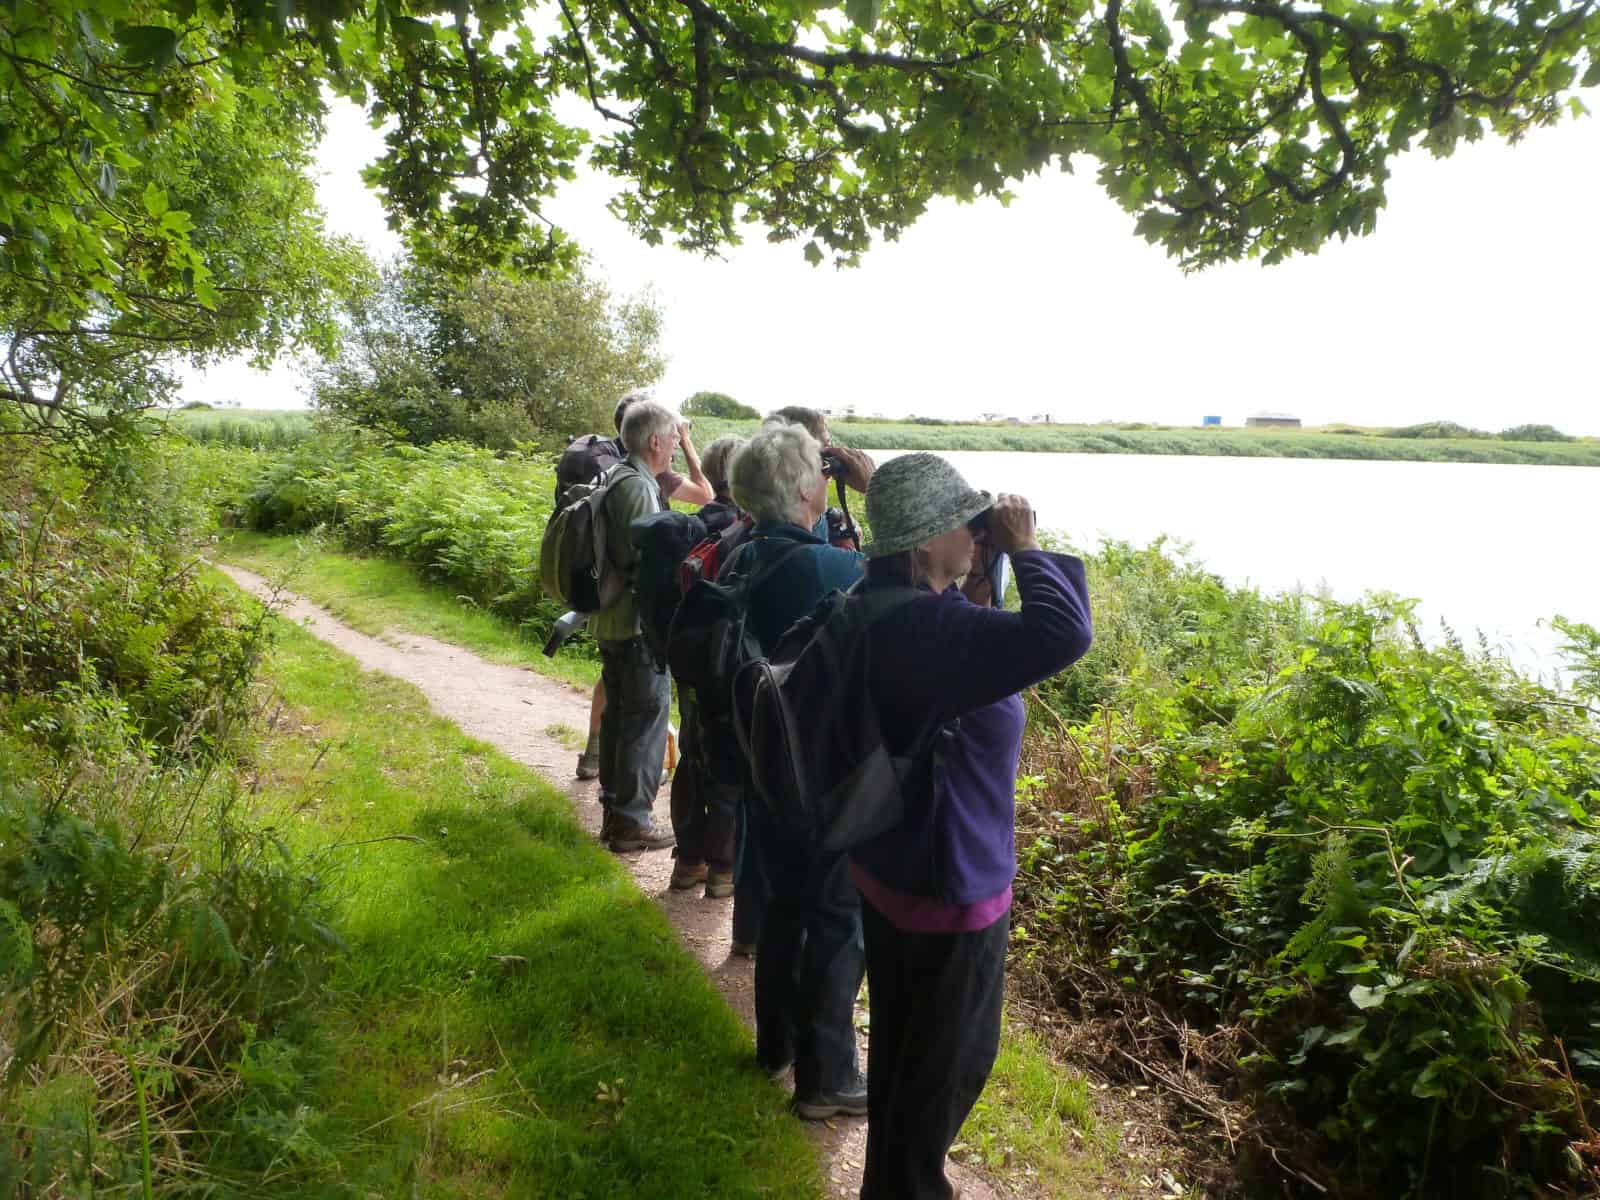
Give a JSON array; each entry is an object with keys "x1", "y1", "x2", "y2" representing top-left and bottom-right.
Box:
[{"x1": 220, "y1": 564, "x2": 1016, "y2": 1200}]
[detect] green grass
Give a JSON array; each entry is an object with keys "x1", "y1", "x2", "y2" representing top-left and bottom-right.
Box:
[
  {"x1": 956, "y1": 1021, "x2": 1122, "y2": 1198},
  {"x1": 225, "y1": 536, "x2": 1120, "y2": 1197},
  {"x1": 220, "y1": 530, "x2": 601, "y2": 689},
  {"x1": 242, "y1": 601, "x2": 819, "y2": 1197},
  {"x1": 687, "y1": 416, "x2": 1600, "y2": 466}
]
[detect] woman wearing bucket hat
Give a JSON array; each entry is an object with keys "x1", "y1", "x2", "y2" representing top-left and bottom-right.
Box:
[{"x1": 851, "y1": 452, "x2": 1094, "y2": 1200}]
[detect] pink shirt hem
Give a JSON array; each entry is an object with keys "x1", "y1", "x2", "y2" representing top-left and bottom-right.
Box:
[{"x1": 851, "y1": 863, "x2": 1011, "y2": 934}]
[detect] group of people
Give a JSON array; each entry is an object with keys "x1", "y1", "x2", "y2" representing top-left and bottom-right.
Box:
[{"x1": 563, "y1": 393, "x2": 1094, "y2": 1199}]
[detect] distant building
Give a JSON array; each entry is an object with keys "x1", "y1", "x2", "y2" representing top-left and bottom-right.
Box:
[
  {"x1": 1202, "y1": 415, "x2": 1222, "y2": 427},
  {"x1": 1246, "y1": 413, "x2": 1301, "y2": 429}
]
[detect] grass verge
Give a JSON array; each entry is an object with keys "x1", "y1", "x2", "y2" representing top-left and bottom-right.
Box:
[
  {"x1": 243, "y1": 600, "x2": 818, "y2": 1197},
  {"x1": 956, "y1": 1019, "x2": 1126, "y2": 1198},
  {"x1": 219, "y1": 529, "x2": 601, "y2": 689}
]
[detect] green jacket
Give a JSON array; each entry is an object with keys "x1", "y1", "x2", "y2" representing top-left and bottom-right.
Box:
[{"x1": 590, "y1": 454, "x2": 663, "y2": 642}]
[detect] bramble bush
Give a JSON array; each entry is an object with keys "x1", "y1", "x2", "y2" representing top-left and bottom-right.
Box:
[{"x1": 1016, "y1": 544, "x2": 1600, "y2": 1197}]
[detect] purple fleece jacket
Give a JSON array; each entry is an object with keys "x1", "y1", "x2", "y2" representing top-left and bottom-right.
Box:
[{"x1": 850, "y1": 550, "x2": 1093, "y2": 906}]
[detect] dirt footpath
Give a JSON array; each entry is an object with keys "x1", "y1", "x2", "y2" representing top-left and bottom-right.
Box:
[{"x1": 220, "y1": 564, "x2": 1020, "y2": 1200}]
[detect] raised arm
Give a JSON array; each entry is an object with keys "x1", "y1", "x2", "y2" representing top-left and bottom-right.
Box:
[
  {"x1": 872, "y1": 548, "x2": 1093, "y2": 730},
  {"x1": 671, "y1": 420, "x2": 715, "y2": 506}
]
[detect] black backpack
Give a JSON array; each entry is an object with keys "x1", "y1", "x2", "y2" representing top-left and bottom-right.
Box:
[
  {"x1": 667, "y1": 541, "x2": 806, "y2": 701},
  {"x1": 554, "y1": 434, "x2": 624, "y2": 507},
  {"x1": 733, "y1": 585, "x2": 940, "y2": 853},
  {"x1": 629, "y1": 510, "x2": 708, "y2": 670}
]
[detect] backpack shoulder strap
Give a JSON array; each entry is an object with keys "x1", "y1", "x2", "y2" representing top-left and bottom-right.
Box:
[{"x1": 746, "y1": 539, "x2": 810, "y2": 591}]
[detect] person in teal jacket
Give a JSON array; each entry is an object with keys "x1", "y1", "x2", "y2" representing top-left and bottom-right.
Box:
[{"x1": 720, "y1": 421, "x2": 869, "y2": 1120}]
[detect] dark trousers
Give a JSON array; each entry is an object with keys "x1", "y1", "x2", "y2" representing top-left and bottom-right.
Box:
[
  {"x1": 668, "y1": 690, "x2": 737, "y2": 870},
  {"x1": 749, "y1": 801, "x2": 865, "y2": 1095},
  {"x1": 732, "y1": 791, "x2": 769, "y2": 946},
  {"x1": 859, "y1": 900, "x2": 1009, "y2": 1200},
  {"x1": 597, "y1": 637, "x2": 670, "y2": 829}
]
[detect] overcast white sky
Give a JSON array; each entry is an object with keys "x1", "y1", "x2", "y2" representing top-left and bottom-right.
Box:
[{"x1": 185, "y1": 97, "x2": 1600, "y2": 435}]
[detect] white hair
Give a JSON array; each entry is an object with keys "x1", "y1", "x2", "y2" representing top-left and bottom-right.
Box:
[
  {"x1": 620, "y1": 399, "x2": 678, "y2": 455},
  {"x1": 730, "y1": 422, "x2": 822, "y2": 526}
]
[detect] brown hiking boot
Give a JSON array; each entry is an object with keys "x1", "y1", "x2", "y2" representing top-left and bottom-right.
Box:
[
  {"x1": 609, "y1": 818, "x2": 675, "y2": 853},
  {"x1": 670, "y1": 859, "x2": 708, "y2": 890},
  {"x1": 704, "y1": 868, "x2": 734, "y2": 899}
]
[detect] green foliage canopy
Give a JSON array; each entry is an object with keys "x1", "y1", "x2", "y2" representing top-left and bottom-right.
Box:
[
  {"x1": 1, "y1": 3, "x2": 371, "y2": 433},
  {"x1": 312, "y1": 260, "x2": 663, "y2": 448},
  {"x1": 6, "y1": 0, "x2": 1597, "y2": 306}
]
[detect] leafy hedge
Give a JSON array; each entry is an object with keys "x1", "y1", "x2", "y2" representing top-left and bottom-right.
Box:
[
  {"x1": 1, "y1": 438, "x2": 341, "y2": 1192},
  {"x1": 1017, "y1": 543, "x2": 1600, "y2": 1196}
]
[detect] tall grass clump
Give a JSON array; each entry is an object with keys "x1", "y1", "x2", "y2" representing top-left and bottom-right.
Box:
[
  {"x1": 1, "y1": 437, "x2": 342, "y2": 1193},
  {"x1": 1013, "y1": 541, "x2": 1600, "y2": 1197},
  {"x1": 166, "y1": 407, "x2": 316, "y2": 449},
  {"x1": 235, "y1": 429, "x2": 574, "y2": 648}
]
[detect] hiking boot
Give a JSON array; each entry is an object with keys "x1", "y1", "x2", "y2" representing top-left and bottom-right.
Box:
[
  {"x1": 759, "y1": 1054, "x2": 794, "y2": 1081},
  {"x1": 669, "y1": 859, "x2": 708, "y2": 890},
  {"x1": 609, "y1": 819, "x2": 675, "y2": 853},
  {"x1": 598, "y1": 807, "x2": 616, "y2": 842},
  {"x1": 704, "y1": 868, "x2": 735, "y2": 899},
  {"x1": 794, "y1": 1072, "x2": 869, "y2": 1120},
  {"x1": 575, "y1": 750, "x2": 600, "y2": 780}
]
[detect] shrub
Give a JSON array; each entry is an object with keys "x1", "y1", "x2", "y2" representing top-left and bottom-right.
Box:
[
  {"x1": 1, "y1": 437, "x2": 342, "y2": 1192},
  {"x1": 1383, "y1": 420, "x2": 1489, "y2": 440},
  {"x1": 1500, "y1": 423, "x2": 1574, "y2": 443},
  {"x1": 1014, "y1": 553, "x2": 1600, "y2": 1197},
  {"x1": 237, "y1": 431, "x2": 574, "y2": 648}
]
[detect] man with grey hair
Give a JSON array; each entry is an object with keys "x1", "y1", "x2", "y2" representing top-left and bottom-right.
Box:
[
  {"x1": 590, "y1": 398, "x2": 684, "y2": 852},
  {"x1": 720, "y1": 421, "x2": 870, "y2": 1120},
  {"x1": 764, "y1": 405, "x2": 876, "y2": 499},
  {"x1": 571, "y1": 390, "x2": 714, "y2": 781}
]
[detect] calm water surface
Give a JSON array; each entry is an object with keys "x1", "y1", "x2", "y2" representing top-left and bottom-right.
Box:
[{"x1": 873, "y1": 451, "x2": 1597, "y2": 676}]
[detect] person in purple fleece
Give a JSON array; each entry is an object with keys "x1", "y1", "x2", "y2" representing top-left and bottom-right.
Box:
[{"x1": 851, "y1": 453, "x2": 1093, "y2": 1200}]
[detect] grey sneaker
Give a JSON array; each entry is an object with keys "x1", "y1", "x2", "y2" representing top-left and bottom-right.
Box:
[
  {"x1": 575, "y1": 751, "x2": 600, "y2": 780},
  {"x1": 609, "y1": 819, "x2": 675, "y2": 853},
  {"x1": 794, "y1": 1072, "x2": 868, "y2": 1120}
]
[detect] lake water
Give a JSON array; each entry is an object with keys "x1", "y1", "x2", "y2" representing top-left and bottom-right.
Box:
[{"x1": 871, "y1": 451, "x2": 1598, "y2": 678}]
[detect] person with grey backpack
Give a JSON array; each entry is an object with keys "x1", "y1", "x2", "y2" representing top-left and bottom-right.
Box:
[{"x1": 584, "y1": 399, "x2": 692, "y2": 853}]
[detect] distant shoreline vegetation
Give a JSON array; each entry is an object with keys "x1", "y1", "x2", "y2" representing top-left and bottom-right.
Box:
[
  {"x1": 690, "y1": 414, "x2": 1600, "y2": 466},
  {"x1": 167, "y1": 406, "x2": 1600, "y2": 467}
]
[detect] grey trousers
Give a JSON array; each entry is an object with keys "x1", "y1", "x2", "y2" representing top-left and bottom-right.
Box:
[{"x1": 598, "y1": 636, "x2": 671, "y2": 829}]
